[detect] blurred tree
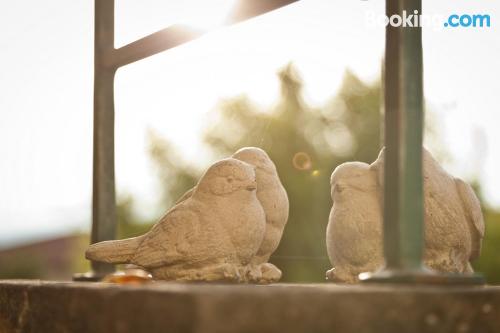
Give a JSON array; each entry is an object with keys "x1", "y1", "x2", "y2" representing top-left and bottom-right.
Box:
[
  {"x1": 147, "y1": 129, "x2": 200, "y2": 209},
  {"x1": 116, "y1": 194, "x2": 152, "y2": 238},
  {"x1": 0, "y1": 255, "x2": 44, "y2": 279},
  {"x1": 467, "y1": 182, "x2": 500, "y2": 284},
  {"x1": 117, "y1": 130, "x2": 199, "y2": 239},
  {"x1": 116, "y1": 64, "x2": 500, "y2": 284},
  {"x1": 116, "y1": 64, "x2": 381, "y2": 281},
  {"x1": 203, "y1": 64, "x2": 381, "y2": 281},
  {"x1": 474, "y1": 207, "x2": 500, "y2": 284}
]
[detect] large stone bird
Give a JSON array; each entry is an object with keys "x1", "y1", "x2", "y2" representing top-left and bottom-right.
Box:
[
  {"x1": 326, "y1": 147, "x2": 485, "y2": 283},
  {"x1": 177, "y1": 147, "x2": 289, "y2": 283},
  {"x1": 86, "y1": 158, "x2": 266, "y2": 282}
]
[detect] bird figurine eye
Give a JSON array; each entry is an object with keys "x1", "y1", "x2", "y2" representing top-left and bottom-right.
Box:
[{"x1": 334, "y1": 183, "x2": 345, "y2": 193}]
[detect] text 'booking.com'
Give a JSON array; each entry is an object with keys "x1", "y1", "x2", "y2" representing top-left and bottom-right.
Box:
[{"x1": 365, "y1": 10, "x2": 491, "y2": 30}]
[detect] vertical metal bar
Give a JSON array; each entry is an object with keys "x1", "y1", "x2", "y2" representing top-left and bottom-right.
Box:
[
  {"x1": 91, "y1": 0, "x2": 116, "y2": 277},
  {"x1": 360, "y1": 0, "x2": 482, "y2": 284},
  {"x1": 398, "y1": 0, "x2": 424, "y2": 269},
  {"x1": 360, "y1": 0, "x2": 427, "y2": 282},
  {"x1": 382, "y1": 0, "x2": 404, "y2": 269},
  {"x1": 75, "y1": 0, "x2": 116, "y2": 280},
  {"x1": 386, "y1": 0, "x2": 425, "y2": 270}
]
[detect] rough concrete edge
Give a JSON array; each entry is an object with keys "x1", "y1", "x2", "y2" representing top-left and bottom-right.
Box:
[{"x1": 1, "y1": 280, "x2": 500, "y2": 333}]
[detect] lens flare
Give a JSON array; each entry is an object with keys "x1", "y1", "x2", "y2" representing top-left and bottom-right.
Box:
[{"x1": 292, "y1": 152, "x2": 312, "y2": 171}]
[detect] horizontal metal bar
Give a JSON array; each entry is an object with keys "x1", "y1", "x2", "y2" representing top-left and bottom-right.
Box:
[
  {"x1": 109, "y1": 0, "x2": 299, "y2": 68},
  {"x1": 225, "y1": 0, "x2": 299, "y2": 24},
  {"x1": 108, "y1": 25, "x2": 204, "y2": 68}
]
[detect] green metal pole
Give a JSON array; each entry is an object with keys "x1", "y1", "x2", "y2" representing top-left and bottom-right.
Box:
[
  {"x1": 75, "y1": 0, "x2": 116, "y2": 281},
  {"x1": 91, "y1": 0, "x2": 118, "y2": 278},
  {"x1": 380, "y1": 0, "x2": 426, "y2": 277},
  {"x1": 360, "y1": 0, "x2": 483, "y2": 284},
  {"x1": 398, "y1": 0, "x2": 425, "y2": 269},
  {"x1": 381, "y1": 0, "x2": 404, "y2": 270}
]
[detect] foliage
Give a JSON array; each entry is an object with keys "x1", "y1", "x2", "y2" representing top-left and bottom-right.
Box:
[
  {"x1": 116, "y1": 131, "x2": 200, "y2": 239},
  {"x1": 470, "y1": 182, "x2": 500, "y2": 284},
  {"x1": 116, "y1": 64, "x2": 500, "y2": 284},
  {"x1": 202, "y1": 64, "x2": 381, "y2": 281},
  {"x1": 0, "y1": 255, "x2": 44, "y2": 279},
  {"x1": 474, "y1": 208, "x2": 500, "y2": 284},
  {"x1": 147, "y1": 130, "x2": 200, "y2": 211}
]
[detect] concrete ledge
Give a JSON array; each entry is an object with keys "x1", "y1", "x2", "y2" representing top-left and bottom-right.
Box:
[{"x1": 1, "y1": 280, "x2": 499, "y2": 333}]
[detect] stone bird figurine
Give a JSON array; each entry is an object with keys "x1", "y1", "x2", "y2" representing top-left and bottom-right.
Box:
[
  {"x1": 177, "y1": 147, "x2": 289, "y2": 283},
  {"x1": 86, "y1": 158, "x2": 266, "y2": 282},
  {"x1": 325, "y1": 161, "x2": 383, "y2": 283},
  {"x1": 326, "y1": 147, "x2": 485, "y2": 283},
  {"x1": 232, "y1": 147, "x2": 289, "y2": 283}
]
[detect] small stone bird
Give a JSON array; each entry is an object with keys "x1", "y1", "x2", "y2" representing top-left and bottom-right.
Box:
[
  {"x1": 86, "y1": 158, "x2": 266, "y2": 282},
  {"x1": 325, "y1": 161, "x2": 383, "y2": 283},
  {"x1": 232, "y1": 147, "x2": 289, "y2": 283},
  {"x1": 177, "y1": 147, "x2": 289, "y2": 283},
  {"x1": 326, "y1": 147, "x2": 485, "y2": 283}
]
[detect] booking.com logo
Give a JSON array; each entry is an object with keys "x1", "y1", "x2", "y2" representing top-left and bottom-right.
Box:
[
  {"x1": 365, "y1": 10, "x2": 491, "y2": 30},
  {"x1": 444, "y1": 13, "x2": 491, "y2": 28}
]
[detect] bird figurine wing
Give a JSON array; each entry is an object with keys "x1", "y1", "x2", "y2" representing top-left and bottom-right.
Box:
[
  {"x1": 132, "y1": 206, "x2": 200, "y2": 268},
  {"x1": 455, "y1": 178, "x2": 485, "y2": 260}
]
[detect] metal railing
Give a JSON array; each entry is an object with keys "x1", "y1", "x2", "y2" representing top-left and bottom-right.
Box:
[
  {"x1": 75, "y1": 0, "x2": 299, "y2": 281},
  {"x1": 77, "y1": 0, "x2": 483, "y2": 284}
]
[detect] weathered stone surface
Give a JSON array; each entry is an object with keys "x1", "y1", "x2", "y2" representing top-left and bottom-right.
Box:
[
  {"x1": 1, "y1": 280, "x2": 500, "y2": 333},
  {"x1": 326, "y1": 147, "x2": 485, "y2": 283},
  {"x1": 86, "y1": 158, "x2": 266, "y2": 283}
]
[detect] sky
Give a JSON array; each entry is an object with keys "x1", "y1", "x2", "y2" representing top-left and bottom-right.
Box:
[{"x1": 1, "y1": 0, "x2": 499, "y2": 248}]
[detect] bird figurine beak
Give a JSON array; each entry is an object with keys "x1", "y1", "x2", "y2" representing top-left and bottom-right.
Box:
[{"x1": 246, "y1": 181, "x2": 257, "y2": 191}]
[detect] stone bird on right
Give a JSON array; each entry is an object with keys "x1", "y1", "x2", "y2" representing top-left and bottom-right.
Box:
[{"x1": 326, "y1": 147, "x2": 485, "y2": 283}]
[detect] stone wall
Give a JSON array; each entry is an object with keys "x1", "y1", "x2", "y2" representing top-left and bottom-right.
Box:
[{"x1": 0, "y1": 280, "x2": 499, "y2": 333}]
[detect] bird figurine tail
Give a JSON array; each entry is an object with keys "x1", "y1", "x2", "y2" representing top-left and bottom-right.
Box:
[{"x1": 85, "y1": 236, "x2": 143, "y2": 264}]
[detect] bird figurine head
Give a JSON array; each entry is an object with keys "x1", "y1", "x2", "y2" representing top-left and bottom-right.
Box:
[
  {"x1": 232, "y1": 147, "x2": 277, "y2": 175},
  {"x1": 195, "y1": 158, "x2": 257, "y2": 196},
  {"x1": 330, "y1": 162, "x2": 376, "y2": 200}
]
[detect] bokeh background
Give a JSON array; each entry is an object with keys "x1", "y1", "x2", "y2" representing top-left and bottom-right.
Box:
[{"x1": 1, "y1": 0, "x2": 499, "y2": 282}]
